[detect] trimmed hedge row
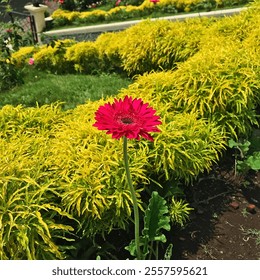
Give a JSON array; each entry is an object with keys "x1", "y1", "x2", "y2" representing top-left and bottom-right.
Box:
[{"x1": 52, "y1": 0, "x2": 250, "y2": 26}]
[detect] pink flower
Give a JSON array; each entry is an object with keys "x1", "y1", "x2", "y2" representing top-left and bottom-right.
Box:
[
  {"x1": 115, "y1": 0, "x2": 121, "y2": 6},
  {"x1": 59, "y1": 0, "x2": 64, "y2": 4},
  {"x1": 93, "y1": 96, "x2": 161, "y2": 141},
  {"x1": 28, "y1": 58, "x2": 35, "y2": 65},
  {"x1": 150, "y1": 0, "x2": 159, "y2": 4}
]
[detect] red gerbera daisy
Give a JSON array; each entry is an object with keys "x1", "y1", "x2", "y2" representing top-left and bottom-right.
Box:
[{"x1": 93, "y1": 96, "x2": 161, "y2": 141}]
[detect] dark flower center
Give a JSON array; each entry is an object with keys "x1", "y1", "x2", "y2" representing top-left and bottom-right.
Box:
[{"x1": 121, "y1": 117, "x2": 134, "y2": 124}]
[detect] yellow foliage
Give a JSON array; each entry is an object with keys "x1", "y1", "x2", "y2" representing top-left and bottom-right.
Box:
[
  {"x1": 0, "y1": 93, "x2": 227, "y2": 258},
  {"x1": 32, "y1": 39, "x2": 75, "y2": 72},
  {"x1": 52, "y1": 9, "x2": 80, "y2": 22},
  {"x1": 65, "y1": 41, "x2": 100, "y2": 73},
  {"x1": 51, "y1": 0, "x2": 253, "y2": 26},
  {"x1": 11, "y1": 46, "x2": 35, "y2": 67}
]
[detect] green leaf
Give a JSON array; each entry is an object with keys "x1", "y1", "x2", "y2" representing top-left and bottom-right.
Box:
[
  {"x1": 164, "y1": 243, "x2": 173, "y2": 260},
  {"x1": 142, "y1": 191, "x2": 170, "y2": 243},
  {"x1": 245, "y1": 152, "x2": 260, "y2": 171},
  {"x1": 239, "y1": 140, "x2": 251, "y2": 154},
  {"x1": 125, "y1": 237, "x2": 147, "y2": 258},
  {"x1": 228, "y1": 138, "x2": 238, "y2": 148}
]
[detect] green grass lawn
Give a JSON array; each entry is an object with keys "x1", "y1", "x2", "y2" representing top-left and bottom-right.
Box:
[{"x1": 0, "y1": 70, "x2": 132, "y2": 109}]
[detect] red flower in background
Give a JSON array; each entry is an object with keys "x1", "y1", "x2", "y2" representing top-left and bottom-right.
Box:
[
  {"x1": 93, "y1": 96, "x2": 161, "y2": 141},
  {"x1": 150, "y1": 0, "x2": 159, "y2": 4},
  {"x1": 59, "y1": 0, "x2": 64, "y2": 4}
]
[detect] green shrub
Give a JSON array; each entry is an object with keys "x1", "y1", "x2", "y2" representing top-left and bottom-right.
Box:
[
  {"x1": 0, "y1": 97, "x2": 226, "y2": 259},
  {"x1": 60, "y1": 0, "x2": 77, "y2": 11},
  {"x1": 117, "y1": 18, "x2": 207, "y2": 75},
  {"x1": 33, "y1": 39, "x2": 76, "y2": 73},
  {"x1": 51, "y1": 0, "x2": 252, "y2": 26},
  {"x1": 0, "y1": 22, "x2": 27, "y2": 91},
  {"x1": 11, "y1": 46, "x2": 35, "y2": 67},
  {"x1": 117, "y1": 4, "x2": 260, "y2": 138},
  {"x1": 95, "y1": 32, "x2": 126, "y2": 72},
  {"x1": 65, "y1": 41, "x2": 101, "y2": 73},
  {"x1": 0, "y1": 104, "x2": 75, "y2": 259}
]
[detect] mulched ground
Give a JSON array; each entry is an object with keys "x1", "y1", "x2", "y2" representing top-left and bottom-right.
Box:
[{"x1": 171, "y1": 149, "x2": 260, "y2": 260}]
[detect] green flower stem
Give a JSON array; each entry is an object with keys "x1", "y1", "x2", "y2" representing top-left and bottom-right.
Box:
[{"x1": 123, "y1": 136, "x2": 141, "y2": 260}]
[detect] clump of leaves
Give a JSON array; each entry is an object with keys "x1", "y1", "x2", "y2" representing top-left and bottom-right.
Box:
[
  {"x1": 169, "y1": 197, "x2": 193, "y2": 227},
  {"x1": 228, "y1": 138, "x2": 260, "y2": 174},
  {"x1": 126, "y1": 191, "x2": 172, "y2": 260}
]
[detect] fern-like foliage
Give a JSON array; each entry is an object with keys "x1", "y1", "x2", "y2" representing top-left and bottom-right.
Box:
[{"x1": 169, "y1": 197, "x2": 193, "y2": 227}]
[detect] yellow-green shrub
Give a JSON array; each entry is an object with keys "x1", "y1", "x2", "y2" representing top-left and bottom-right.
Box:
[
  {"x1": 116, "y1": 3, "x2": 260, "y2": 138},
  {"x1": 117, "y1": 18, "x2": 207, "y2": 75},
  {"x1": 0, "y1": 98, "x2": 226, "y2": 259},
  {"x1": 52, "y1": 9, "x2": 81, "y2": 25},
  {"x1": 95, "y1": 18, "x2": 207, "y2": 76},
  {"x1": 201, "y1": 3, "x2": 260, "y2": 43},
  {"x1": 79, "y1": 10, "x2": 107, "y2": 23},
  {"x1": 11, "y1": 46, "x2": 35, "y2": 67},
  {"x1": 33, "y1": 40, "x2": 76, "y2": 73},
  {"x1": 65, "y1": 41, "x2": 101, "y2": 73},
  {"x1": 157, "y1": 0, "x2": 203, "y2": 11},
  {"x1": 169, "y1": 40, "x2": 259, "y2": 137},
  {"x1": 117, "y1": 85, "x2": 226, "y2": 181},
  {"x1": 0, "y1": 104, "x2": 75, "y2": 259},
  {"x1": 51, "y1": 0, "x2": 251, "y2": 26},
  {"x1": 95, "y1": 31, "x2": 126, "y2": 72},
  {"x1": 153, "y1": 113, "x2": 225, "y2": 180},
  {"x1": 119, "y1": 34, "x2": 259, "y2": 138},
  {"x1": 13, "y1": 2, "x2": 259, "y2": 78}
]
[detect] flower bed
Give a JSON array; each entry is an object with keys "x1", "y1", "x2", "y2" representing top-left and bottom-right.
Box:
[
  {"x1": 51, "y1": 0, "x2": 251, "y2": 27},
  {"x1": 1, "y1": 0, "x2": 259, "y2": 259}
]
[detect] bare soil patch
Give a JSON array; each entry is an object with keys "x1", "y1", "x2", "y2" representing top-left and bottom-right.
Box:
[{"x1": 171, "y1": 150, "x2": 260, "y2": 260}]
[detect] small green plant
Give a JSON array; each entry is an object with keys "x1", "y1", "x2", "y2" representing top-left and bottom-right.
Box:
[
  {"x1": 241, "y1": 208, "x2": 249, "y2": 218},
  {"x1": 240, "y1": 226, "x2": 260, "y2": 246},
  {"x1": 169, "y1": 197, "x2": 193, "y2": 227},
  {"x1": 228, "y1": 138, "x2": 260, "y2": 174},
  {"x1": 0, "y1": 23, "x2": 24, "y2": 90},
  {"x1": 126, "y1": 191, "x2": 172, "y2": 260}
]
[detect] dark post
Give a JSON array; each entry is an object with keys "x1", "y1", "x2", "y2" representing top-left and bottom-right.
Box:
[{"x1": 32, "y1": 1, "x2": 42, "y2": 7}]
